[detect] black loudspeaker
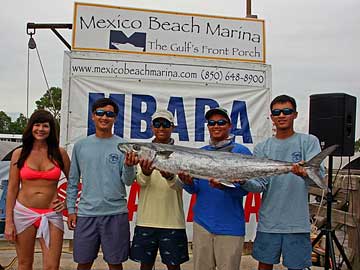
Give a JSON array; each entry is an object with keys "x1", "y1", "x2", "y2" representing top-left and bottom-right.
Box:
[{"x1": 309, "y1": 93, "x2": 357, "y2": 156}]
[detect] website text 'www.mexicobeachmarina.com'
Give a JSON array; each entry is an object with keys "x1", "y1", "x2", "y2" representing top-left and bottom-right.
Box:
[
  {"x1": 71, "y1": 61, "x2": 266, "y2": 87},
  {"x1": 71, "y1": 62, "x2": 197, "y2": 79}
]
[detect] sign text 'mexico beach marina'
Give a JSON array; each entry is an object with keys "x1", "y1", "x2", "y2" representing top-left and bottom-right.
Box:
[{"x1": 72, "y1": 3, "x2": 266, "y2": 62}]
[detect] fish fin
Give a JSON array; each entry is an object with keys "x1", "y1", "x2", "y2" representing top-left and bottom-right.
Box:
[
  {"x1": 305, "y1": 169, "x2": 329, "y2": 191},
  {"x1": 220, "y1": 181, "x2": 236, "y2": 188},
  {"x1": 157, "y1": 151, "x2": 174, "y2": 159},
  {"x1": 306, "y1": 145, "x2": 338, "y2": 167},
  {"x1": 303, "y1": 144, "x2": 338, "y2": 191}
]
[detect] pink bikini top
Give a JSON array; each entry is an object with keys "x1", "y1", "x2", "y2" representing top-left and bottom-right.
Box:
[{"x1": 20, "y1": 162, "x2": 61, "y2": 181}]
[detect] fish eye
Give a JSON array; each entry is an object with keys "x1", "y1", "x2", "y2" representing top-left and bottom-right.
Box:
[{"x1": 133, "y1": 145, "x2": 140, "y2": 151}]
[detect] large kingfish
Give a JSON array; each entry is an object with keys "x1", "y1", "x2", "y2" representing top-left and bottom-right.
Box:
[{"x1": 118, "y1": 142, "x2": 337, "y2": 190}]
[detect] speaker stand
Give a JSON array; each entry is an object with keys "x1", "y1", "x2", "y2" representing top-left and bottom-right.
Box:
[{"x1": 312, "y1": 155, "x2": 352, "y2": 269}]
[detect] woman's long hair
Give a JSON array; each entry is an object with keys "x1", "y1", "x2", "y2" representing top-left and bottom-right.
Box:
[{"x1": 17, "y1": 110, "x2": 64, "y2": 170}]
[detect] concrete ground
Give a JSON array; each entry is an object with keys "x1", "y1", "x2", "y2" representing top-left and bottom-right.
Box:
[{"x1": 0, "y1": 240, "x2": 324, "y2": 270}]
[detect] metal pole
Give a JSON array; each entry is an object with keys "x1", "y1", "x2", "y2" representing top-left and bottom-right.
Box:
[
  {"x1": 246, "y1": 0, "x2": 252, "y2": 17},
  {"x1": 246, "y1": 0, "x2": 258, "y2": 18},
  {"x1": 324, "y1": 155, "x2": 333, "y2": 270},
  {"x1": 26, "y1": 23, "x2": 72, "y2": 50}
]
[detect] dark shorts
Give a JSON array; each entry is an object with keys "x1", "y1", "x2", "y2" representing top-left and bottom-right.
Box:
[
  {"x1": 130, "y1": 226, "x2": 189, "y2": 265},
  {"x1": 73, "y1": 214, "x2": 130, "y2": 264},
  {"x1": 252, "y1": 231, "x2": 312, "y2": 269}
]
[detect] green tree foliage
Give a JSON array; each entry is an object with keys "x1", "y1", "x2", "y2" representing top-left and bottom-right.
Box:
[
  {"x1": 35, "y1": 87, "x2": 62, "y2": 122},
  {"x1": 0, "y1": 112, "x2": 27, "y2": 134},
  {"x1": 355, "y1": 138, "x2": 360, "y2": 152},
  {"x1": 35, "y1": 87, "x2": 62, "y2": 136},
  {"x1": 0, "y1": 111, "x2": 12, "y2": 133},
  {"x1": 0, "y1": 88, "x2": 62, "y2": 135},
  {"x1": 9, "y1": 113, "x2": 28, "y2": 134}
]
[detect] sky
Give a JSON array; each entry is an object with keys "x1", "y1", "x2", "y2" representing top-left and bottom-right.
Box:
[{"x1": 0, "y1": 0, "x2": 359, "y2": 139}]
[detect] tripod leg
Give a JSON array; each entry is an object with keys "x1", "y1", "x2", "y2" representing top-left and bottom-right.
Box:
[
  {"x1": 325, "y1": 232, "x2": 331, "y2": 270},
  {"x1": 332, "y1": 231, "x2": 353, "y2": 270},
  {"x1": 312, "y1": 230, "x2": 325, "y2": 247},
  {"x1": 328, "y1": 233, "x2": 338, "y2": 270}
]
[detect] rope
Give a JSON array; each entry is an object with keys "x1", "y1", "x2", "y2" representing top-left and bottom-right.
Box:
[
  {"x1": 311, "y1": 188, "x2": 325, "y2": 233},
  {"x1": 26, "y1": 46, "x2": 30, "y2": 119},
  {"x1": 0, "y1": 256, "x2": 17, "y2": 270},
  {"x1": 34, "y1": 46, "x2": 57, "y2": 112},
  {"x1": 26, "y1": 34, "x2": 57, "y2": 118}
]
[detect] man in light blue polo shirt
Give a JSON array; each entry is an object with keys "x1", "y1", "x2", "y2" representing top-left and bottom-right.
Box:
[{"x1": 66, "y1": 98, "x2": 136, "y2": 270}]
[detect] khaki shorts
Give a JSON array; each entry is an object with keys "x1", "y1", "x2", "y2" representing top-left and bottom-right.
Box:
[{"x1": 193, "y1": 222, "x2": 244, "y2": 270}]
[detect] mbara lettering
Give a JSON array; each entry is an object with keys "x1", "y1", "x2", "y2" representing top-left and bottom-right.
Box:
[{"x1": 87, "y1": 92, "x2": 253, "y2": 143}]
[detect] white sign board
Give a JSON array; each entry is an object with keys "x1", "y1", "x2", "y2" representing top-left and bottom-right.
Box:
[
  {"x1": 61, "y1": 51, "x2": 272, "y2": 241},
  {"x1": 72, "y1": 3, "x2": 265, "y2": 63}
]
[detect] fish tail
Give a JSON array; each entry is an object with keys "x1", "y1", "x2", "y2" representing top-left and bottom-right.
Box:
[{"x1": 304, "y1": 145, "x2": 338, "y2": 190}]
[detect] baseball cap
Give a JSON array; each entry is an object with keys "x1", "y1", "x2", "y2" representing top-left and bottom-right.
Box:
[
  {"x1": 151, "y1": 110, "x2": 174, "y2": 123},
  {"x1": 205, "y1": 107, "x2": 231, "y2": 123}
]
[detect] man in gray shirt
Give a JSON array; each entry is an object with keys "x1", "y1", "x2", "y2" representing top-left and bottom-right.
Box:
[
  {"x1": 241, "y1": 95, "x2": 323, "y2": 270},
  {"x1": 66, "y1": 98, "x2": 136, "y2": 270}
]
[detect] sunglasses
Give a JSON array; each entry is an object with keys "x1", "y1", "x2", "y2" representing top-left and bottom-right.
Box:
[
  {"x1": 271, "y1": 108, "x2": 295, "y2": 116},
  {"x1": 207, "y1": 119, "x2": 229, "y2": 126},
  {"x1": 94, "y1": 110, "x2": 116, "y2": 118},
  {"x1": 152, "y1": 120, "x2": 172, "y2": 128}
]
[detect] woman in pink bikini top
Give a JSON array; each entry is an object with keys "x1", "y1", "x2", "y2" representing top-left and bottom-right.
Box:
[
  {"x1": 20, "y1": 161, "x2": 62, "y2": 181},
  {"x1": 5, "y1": 110, "x2": 70, "y2": 270}
]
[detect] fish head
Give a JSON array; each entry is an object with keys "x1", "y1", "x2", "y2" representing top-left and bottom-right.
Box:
[
  {"x1": 117, "y1": 142, "x2": 137, "y2": 153},
  {"x1": 117, "y1": 142, "x2": 156, "y2": 160}
]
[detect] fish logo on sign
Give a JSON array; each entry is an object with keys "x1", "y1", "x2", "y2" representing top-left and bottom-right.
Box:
[{"x1": 109, "y1": 30, "x2": 146, "y2": 52}]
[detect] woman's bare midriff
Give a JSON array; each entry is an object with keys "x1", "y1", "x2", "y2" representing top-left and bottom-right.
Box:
[{"x1": 17, "y1": 179, "x2": 59, "y2": 209}]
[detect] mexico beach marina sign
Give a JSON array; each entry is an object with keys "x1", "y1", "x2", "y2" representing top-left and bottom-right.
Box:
[{"x1": 72, "y1": 2, "x2": 265, "y2": 63}]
